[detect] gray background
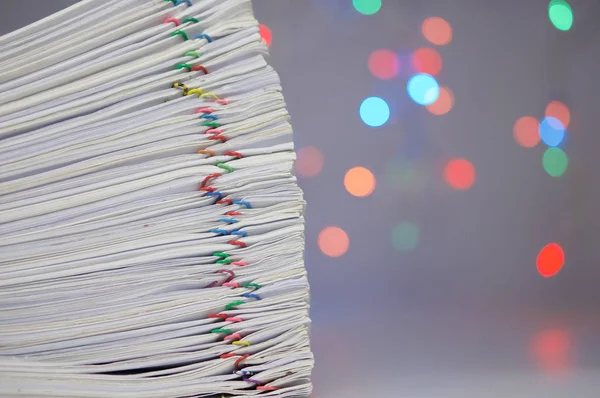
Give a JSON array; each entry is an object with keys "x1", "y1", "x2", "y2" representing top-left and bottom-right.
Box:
[{"x1": 2, "y1": 1, "x2": 600, "y2": 396}]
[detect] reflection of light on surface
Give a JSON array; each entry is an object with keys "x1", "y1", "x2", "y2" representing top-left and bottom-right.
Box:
[
  {"x1": 422, "y1": 17, "x2": 452, "y2": 46},
  {"x1": 318, "y1": 226, "x2": 349, "y2": 257},
  {"x1": 295, "y1": 146, "x2": 324, "y2": 178},
  {"x1": 259, "y1": 24, "x2": 272, "y2": 47},
  {"x1": 368, "y1": 49, "x2": 399, "y2": 80},
  {"x1": 545, "y1": 101, "x2": 571, "y2": 129},
  {"x1": 539, "y1": 117, "x2": 565, "y2": 147},
  {"x1": 412, "y1": 47, "x2": 443, "y2": 76},
  {"x1": 426, "y1": 86, "x2": 454, "y2": 115},
  {"x1": 548, "y1": 0, "x2": 573, "y2": 31},
  {"x1": 352, "y1": 0, "x2": 381, "y2": 15},
  {"x1": 537, "y1": 243, "x2": 565, "y2": 277},
  {"x1": 444, "y1": 158, "x2": 475, "y2": 190},
  {"x1": 513, "y1": 116, "x2": 541, "y2": 148},
  {"x1": 392, "y1": 222, "x2": 420, "y2": 251},
  {"x1": 407, "y1": 74, "x2": 439, "y2": 106},
  {"x1": 345, "y1": 166, "x2": 376, "y2": 197},
  {"x1": 359, "y1": 97, "x2": 390, "y2": 127},
  {"x1": 531, "y1": 328, "x2": 571, "y2": 374},
  {"x1": 543, "y1": 147, "x2": 568, "y2": 177}
]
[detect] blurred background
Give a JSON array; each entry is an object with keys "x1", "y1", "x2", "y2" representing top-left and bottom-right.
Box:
[{"x1": 2, "y1": 0, "x2": 600, "y2": 396}]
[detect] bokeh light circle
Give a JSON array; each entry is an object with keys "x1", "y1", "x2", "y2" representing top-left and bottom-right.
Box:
[
  {"x1": 531, "y1": 328, "x2": 571, "y2": 374},
  {"x1": 386, "y1": 159, "x2": 427, "y2": 194},
  {"x1": 412, "y1": 47, "x2": 443, "y2": 76},
  {"x1": 444, "y1": 158, "x2": 476, "y2": 190},
  {"x1": 537, "y1": 243, "x2": 564, "y2": 277},
  {"x1": 344, "y1": 166, "x2": 376, "y2": 197},
  {"x1": 422, "y1": 17, "x2": 452, "y2": 46},
  {"x1": 368, "y1": 49, "x2": 399, "y2": 80},
  {"x1": 392, "y1": 222, "x2": 420, "y2": 251},
  {"x1": 295, "y1": 146, "x2": 324, "y2": 178},
  {"x1": 545, "y1": 101, "x2": 570, "y2": 129},
  {"x1": 359, "y1": 97, "x2": 390, "y2": 127},
  {"x1": 542, "y1": 147, "x2": 568, "y2": 177},
  {"x1": 259, "y1": 24, "x2": 272, "y2": 47},
  {"x1": 513, "y1": 116, "x2": 541, "y2": 148},
  {"x1": 426, "y1": 86, "x2": 454, "y2": 115},
  {"x1": 407, "y1": 74, "x2": 440, "y2": 106},
  {"x1": 548, "y1": 0, "x2": 573, "y2": 31},
  {"x1": 352, "y1": 0, "x2": 381, "y2": 15},
  {"x1": 539, "y1": 117, "x2": 565, "y2": 147},
  {"x1": 318, "y1": 226, "x2": 349, "y2": 257}
]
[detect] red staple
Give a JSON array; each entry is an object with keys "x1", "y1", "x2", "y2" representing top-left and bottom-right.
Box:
[
  {"x1": 225, "y1": 151, "x2": 242, "y2": 158},
  {"x1": 191, "y1": 65, "x2": 208, "y2": 74},
  {"x1": 201, "y1": 173, "x2": 221, "y2": 188},
  {"x1": 209, "y1": 135, "x2": 227, "y2": 143},
  {"x1": 164, "y1": 17, "x2": 181, "y2": 26}
]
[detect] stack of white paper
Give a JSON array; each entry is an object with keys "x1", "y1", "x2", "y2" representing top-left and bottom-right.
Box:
[{"x1": 0, "y1": 0, "x2": 312, "y2": 397}]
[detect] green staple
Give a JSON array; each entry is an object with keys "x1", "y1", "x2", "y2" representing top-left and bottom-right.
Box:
[
  {"x1": 184, "y1": 51, "x2": 201, "y2": 58},
  {"x1": 211, "y1": 328, "x2": 232, "y2": 334},
  {"x1": 216, "y1": 258, "x2": 233, "y2": 264},
  {"x1": 226, "y1": 300, "x2": 245, "y2": 310},
  {"x1": 213, "y1": 252, "x2": 229, "y2": 258},
  {"x1": 203, "y1": 121, "x2": 220, "y2": 128},
  {"x1": 243, "y1": 283, "x2": 261, "y2": 289},
  {"x1": 175, "y1": 63, "x2": 192, "y2": 71},
  {"x1": 183, "y1": 17, "x2": 199, "y2": 24},
  {"x1": 216, "y1": 163, "x2": 234, "y2": 173},
  {"x1": 171, "y1": 30, "x2": 189, "y2": 41}
]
